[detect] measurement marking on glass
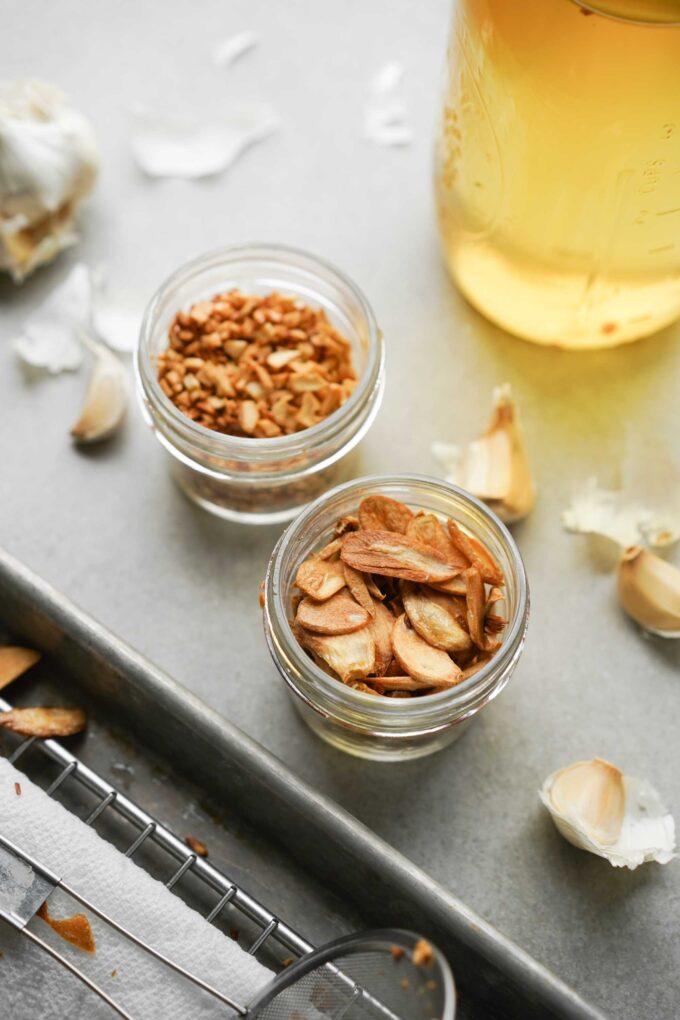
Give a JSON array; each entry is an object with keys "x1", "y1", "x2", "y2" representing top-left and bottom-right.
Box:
[
  {"x1": 648, "y1": 244, "x2": 675, "y2": 254},
  {"x1": 656, "y1": 207, "x2": 680, "y2": 216}
]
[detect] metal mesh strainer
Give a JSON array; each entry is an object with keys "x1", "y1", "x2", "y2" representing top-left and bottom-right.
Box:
[{"x1": 248, "y1": 929, "x2": 456, "y2": 1020}]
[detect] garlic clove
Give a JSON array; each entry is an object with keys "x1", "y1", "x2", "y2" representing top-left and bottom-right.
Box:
[
  {"x1": 0, "y1": 80, "x2": 99, "y2": 281},
  {"x1": 540, "y1": 758, "x2": 675, "y2": 869},
  {"x1": 549, "y1": 758, "x2": 625, "y2": 846},
  {"x1": 70, "y1": 336, "x2": 128, "y2": 443},
  {"x1": 433, "y1": 385, "x2": 535, "y2": 523},
  {"x1": 617, "y1": 546, "x2": 680, "y2": 637}
]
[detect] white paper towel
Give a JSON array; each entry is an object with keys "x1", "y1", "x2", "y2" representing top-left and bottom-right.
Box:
[{"x1": 0, "y1": 757, "x2": 273, "y2": 1019}]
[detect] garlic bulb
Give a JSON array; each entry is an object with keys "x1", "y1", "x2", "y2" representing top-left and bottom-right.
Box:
[
  {"x1": 0, "y1": 80, "x2": 99, "y2": 282},
  {"x1": 540, "y1": 758, "x2": 675, "y2": 869},
  {"x1": 617, "y1": 546, "x2": 680, "y2": 637},
  {"x1": 71, "y1": 334, "x2": 127, "y2": 443},
  {"x1": 433, "y1": 385, "x2": 535, "y2": 523}
]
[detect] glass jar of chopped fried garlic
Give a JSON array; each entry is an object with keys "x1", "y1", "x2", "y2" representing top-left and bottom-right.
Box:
[
  {"x1": 263, "y1": 476, "x2": 529, "y2": 760},
  {"x1": 136, "y1": 245, "x2": 384, "y2": 523}
]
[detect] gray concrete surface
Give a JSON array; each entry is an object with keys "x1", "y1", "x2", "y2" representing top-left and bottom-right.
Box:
[{"x1": 2, "y1": 2, "x2": 680, "y2": 1018}]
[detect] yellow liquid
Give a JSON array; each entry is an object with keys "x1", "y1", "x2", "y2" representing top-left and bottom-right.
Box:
[{"x1": 435, "y1": 0, "x2": 680, "y2": 348}]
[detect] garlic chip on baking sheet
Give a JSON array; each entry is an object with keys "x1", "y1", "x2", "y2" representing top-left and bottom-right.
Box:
[
  {"x1": 540, "y1": 758, "x2": 676, "y2": 869},
  {"x1": 433, "y1": 385, "x2": 535, "y2": 523},
  {"x1": 130, "y1": 104, "x2": 279, "y2": 179}
]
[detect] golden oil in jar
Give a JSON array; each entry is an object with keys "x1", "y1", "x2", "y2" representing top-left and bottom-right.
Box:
[{"x1": 434, "y1": 0, "x2": 680, "y2": 348}]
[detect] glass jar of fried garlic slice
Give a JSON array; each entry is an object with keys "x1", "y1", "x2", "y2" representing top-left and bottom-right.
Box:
[{"x1": 263, "y1": 476, "x2": 529, "y2": 761}]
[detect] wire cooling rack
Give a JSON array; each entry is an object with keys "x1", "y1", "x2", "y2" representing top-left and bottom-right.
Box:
[{"x1": 0, "y1": 691, "x2": 313, "y2": 970}]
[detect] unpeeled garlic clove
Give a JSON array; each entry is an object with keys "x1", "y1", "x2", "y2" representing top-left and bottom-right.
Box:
[
  {"x1": 433, "y1": 385, "x2": 535, "y2": 523},
  {"x1": 617, "y1": 546, "x2": 680, "y2": 637},
  {"x1": 540, "y1": 758, "x2": 675, "y2": 869},
  {"x1": 70, "y1": 336, "x2": 127, "y2": 443}
]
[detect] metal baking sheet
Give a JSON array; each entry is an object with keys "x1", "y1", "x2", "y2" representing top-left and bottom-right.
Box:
[{"x1": 0, "y1": 547, "x2": 606, "y2": 1020}]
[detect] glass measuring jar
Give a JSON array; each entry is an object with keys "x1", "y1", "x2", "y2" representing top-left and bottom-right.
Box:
[
  {"x1": 263, "y1": 475, "x2": 529, "y2": 761},
  {"x1": 136, "y1": 245, "x2": 384, "y2": 524},
  {"x1": 434, "y1": 0, "x2": 680, "y2": 349}
]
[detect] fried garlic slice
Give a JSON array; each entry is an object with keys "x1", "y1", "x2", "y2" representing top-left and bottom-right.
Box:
[
  {"x1": 296, "y1": 589, "x2": 370, "y2": 635},
  {"x1": 335, "y1": 515, "x2": 360, "y2": 535},
  {"x1": 391, "y1": 614, "x2": 462, "y2": 687},
  {"x1": 0, "y1": 706, "x2": 86, "y2": 737},
  {"x1": 464, "y1": 567, "x2": 486, "y2": 648},
  {"x1": 295, "y1": 556, "x2": 346, "y2": 600},
  {"x1": 358, "y1": 495, "x2": 414, "y2": 534},
  {"x1": 341, "y1": 530, "x2": 460, "y2": 584},
  {"x1": 317, "y1": 537, "x2": 343, "y2": 561},
  {"x1": 401, "y1": 583, "x2": 472, "y2": 653},
  {"x1": 347, "y1": 680, "x2": 381, "y2": 695},
  {"x1": 447, "y1": 520, "x2": 504, "y2": 586},
  {"x1": 343, "y1": 563, "x2": 376, "y2": 617},
  {"x1": 374, "y1": 674, "x2": 432, "y2": 691},
  {"x1": 406, "y1": 514, "x2": 469, "y2": 568},
  {"x1": 0, "y1": 646, "x2": 42, "y2": 691},
  {"x1": 428, "y1": 575, "x2": 469, "y2": 597},
  {"x1": 298, "y1": 626, "x2": 375, "y2": 682},
  {"x1": 367, "y1": 598, "x2": 396, "y2": 676}
]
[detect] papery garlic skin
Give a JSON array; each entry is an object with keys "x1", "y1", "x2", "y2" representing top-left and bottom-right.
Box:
[
  {"x1": 130, "y1": 104, "x2": 279, "y2": 179},
  {"x1": 540, "y1": 758, "x2": 676, "y2": 870},
  {"x1": 0, "y1": 80, "x2": 99, "y2": 282},
  {"x1": 13, "y1": 262, "x2": 91, "y2": 373},
  {"x1": 71, "y1": 335, "x2": 128, "y2": 443},
  {"x1": 433, "y1": 385, "x2": 535, "y2": 523},
  {"x1": 617, "y1": 546, "x2": 680, "y2": 638}
]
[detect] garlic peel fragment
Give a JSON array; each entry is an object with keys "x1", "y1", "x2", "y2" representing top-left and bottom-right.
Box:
[
  {"x1": 13, "y1": 263, "x2": 91, "y2": 373},
  {"x1": 617, "y1": 546, "x2": 680, "y2": 637},
  {"x1": 70, "y1": 334, "x2": 128, "y2": 444},
  {"x1": 364, "y1": 63, "x2": 413, "y2": 147},
  {"x1": 562, "y1": 480, "x2": 680, "y2": 549},
  {"x1": 0, "y1": 80, "x2": 99, "y2": 281},
  {"x1": 130, "y1": 104, "x2": 279, "y2": 179},
  {"x1": 433, "y1": 385, "x2": 535, "y2": 523},
  {"x1": 540, "y1": 758, "x2": 675, "y2": 869},
  {"x1": 213, "y1": 30, "x2": 258, "y2": 67}
]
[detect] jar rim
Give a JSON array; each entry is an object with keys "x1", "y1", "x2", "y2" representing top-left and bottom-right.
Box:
[
  {"x1": 264, "y1": 474, "x2": 530, "y2": 728},
  {"x1": 136, "y1": 243, "x2": 384, "y2": 463}
]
